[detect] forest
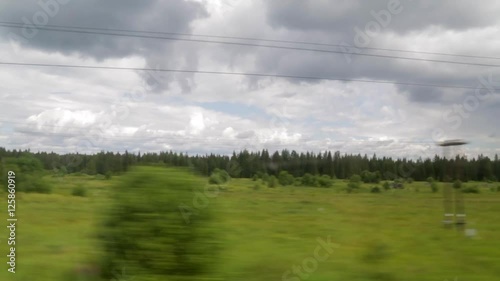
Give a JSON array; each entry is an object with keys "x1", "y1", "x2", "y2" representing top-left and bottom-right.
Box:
[{"x1": 1, "y1": 147, "x2": 498, "y2": 183}]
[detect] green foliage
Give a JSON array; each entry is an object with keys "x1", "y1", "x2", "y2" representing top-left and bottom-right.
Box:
[
  {"x1": 392, "y1": 178, "x2": 405, "y2": 189},
  {"x1": 267, "y1": 175, "x2": 278, "y2": 188},
  {"x1": 21, "y1": 175, "x2": 52, "y2": 194},
  {"x1": 100, "y1": 167, "x2": 218, "y2": 280},
  {"x1": 426, "y1": 177, "x2": 435, "y2": 183},
  {"x1": 430, "y1": 181, "x2": 439, "y2": 193},
  {"x1": 53, "y1": 166, "x2": 68, "y2": 177},
  {"x1": 12, "y1": 155, "x2": 44, "y2": 172},
  {"x1": 226, "y1": 160, "x2": 241, "y2": 178},
  {"x1": 2, "y1": 157, "x2": 52, "y2": 194},
  {"x1": 360, "y1": 170, "x2": 381, "y2": 183},
  {"x1": 252, "y1": 183, "x2": 262, "y2": 190},
  {"x1": 350, "y1": 174, "x2": 362, "y2": 183},
  {"x1": 462, "y1": 185, "x2": 480, "y2": 194},
  {"x1": 278, "y1": 170, "x2": 295, "y2": 186},
  {"x1": 317, "y1": 174, "x2": 333, "y2": 187},
  {"x1": 301, "y1": 173, "x2": 318, "y2": 186},
  {"x1": 406, "y1": 177, "x2": 414, "y2": 184},
  {"x1": 293, "y1": 177, "x2": 302, "y2": 186},
  {"x1": 453, "y1": 180, "x2": 462, "y2": 189},
  {"x1": 104, "y1": 171, "x2": 112, "y2": 180},
  {"x1": 208, "y1": 168, "x2": 230, "y2": 184},
  {"x1": 71, "y1": 185, "x2": 87, "y2": 197},
  {"x1": 347, "y1": 174, "x2": 362, "y2": 192},
  {"x1": 370, "y1": 186, "x2": 381, "y2": 193},
  {"x1": 382, "y1": 181, "x2": 390, "y2": 190}
]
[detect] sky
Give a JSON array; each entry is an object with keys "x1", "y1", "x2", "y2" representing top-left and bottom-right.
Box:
[{"x1": 0, "y1": 0, "x2": 498, "y2": 158}]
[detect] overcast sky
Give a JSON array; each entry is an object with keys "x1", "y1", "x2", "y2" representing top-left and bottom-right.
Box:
[{"x1": 0, "y1": 0, "x2": 498, "y2": 158}]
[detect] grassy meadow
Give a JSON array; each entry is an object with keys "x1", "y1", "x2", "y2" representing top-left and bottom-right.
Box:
[{"x1": 1, "y1": 169, "x2": 500, "y2": 281}]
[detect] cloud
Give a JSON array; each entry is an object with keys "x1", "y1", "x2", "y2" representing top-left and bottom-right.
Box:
[
  {"x1": 264, "y1": 0, "x2": 500, "y2": 34},
  {"x1": 0, "y1": 0, "x2": 498, "y2": 158},
  {"x1": 1, "y1": 0, "x2": 208, "y2": 92}
]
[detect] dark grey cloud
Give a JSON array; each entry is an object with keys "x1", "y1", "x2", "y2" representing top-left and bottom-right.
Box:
[
  {"x1": 1, "y1": 0, "x2": 208, "y2": 91},
  {"x1": 265, "y1": 0, "x2": 500, "y2": 34}
]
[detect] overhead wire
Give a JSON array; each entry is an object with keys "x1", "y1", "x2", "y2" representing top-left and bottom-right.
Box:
[
  {"x1": 1, "y1": 21, "x2": 499, "y2": 61},
  {"x1": 1, "y1": 22, "x2": 500, "y2": 68},
  {"x1": 0, "y1": 61, "x2": 495, "y2": 91}
]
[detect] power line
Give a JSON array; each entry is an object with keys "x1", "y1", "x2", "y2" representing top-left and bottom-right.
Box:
[
  {"x1": 1, "y1": 21, "x2": 499, "y2": 61},
  {"x1": 0, "y1": 61, "x2": 493, "y2": 91},
  {"x1": 2, "y1": 23, "x2": 500, "y2": 68}
]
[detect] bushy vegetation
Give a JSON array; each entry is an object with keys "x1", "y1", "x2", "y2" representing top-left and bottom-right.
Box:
[
  {"x1": 278, "y1": 170, "x2": 295, "y2": 186},
  {"x1": 427, "y1": 177, "x2": 439, "y2": 193},
  {"x1": 267, "y1": 175, "x2": 278, "y2": 188},
  {"x1": 462, "y1": 185, "x2": 480, "y2": 194},
  {"x1": 71, "y1": 185, "x2": 87, "y2": 197},
  {"x1": 1, "y1": 155, "x2": 52, "y2": 194},
  {"x1": 317, "y1": 174, "x2": 333, "y2": 187},
  {"x1": 383, "y1": 181, "x2": 391, "y2": 190},
  {"x1": 208, "y1": 168, "x2": 230, "y2": 184},
  {"x1": 360, "y1": 170, "x2": 381, "y2": 183},
  {"x1": 99, "y1": 167, "x2": 219, "y2": 280},
  {"x1": 347, "y1": 174, "x2": 362, "y2": 192}
]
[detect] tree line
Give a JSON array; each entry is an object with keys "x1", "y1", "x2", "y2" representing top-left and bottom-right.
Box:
[{"x1": 0, "y1": 147, "x2": 499, "y2": 182}]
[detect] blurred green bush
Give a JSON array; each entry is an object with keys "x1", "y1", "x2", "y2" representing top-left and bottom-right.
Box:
[{"x1": 99, "y1": 166, "x2": 219, "y2": 280}]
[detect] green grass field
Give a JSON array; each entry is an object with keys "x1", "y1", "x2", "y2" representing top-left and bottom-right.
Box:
[{"x1": 1, "y1": 171, "x2": 500, "y2": 281}]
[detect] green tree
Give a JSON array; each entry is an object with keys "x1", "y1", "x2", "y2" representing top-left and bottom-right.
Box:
[
  {"x1": 278, "y1": 170, "x2": 295, "y2": 186},
  {"x1": 100, "y1": 167, "x2": 219, "y2": 280}
]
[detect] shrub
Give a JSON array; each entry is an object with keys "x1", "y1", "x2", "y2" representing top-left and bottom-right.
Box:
[
  {"x1": 426, "y1": 177, "x2": 435, "y2": 183},
  {"x1": 360, "y1": 170, "x2": 381, "y2": 183},
  {"x1": 104, "y1": 171, "x2": 112, "y2": 180},
  {"x1": 382, "y1": 181, "x2": 390, "y2": 190},
  {"x1": 370, "y1": 186, "x2": 381, "y2": 193},
  {"x1": 392, "y1": 178, "x2": 404, "y2": 189},
  {"x1": 267, "y1": 175, "x2": 278, "y2": 188},
  {"x1": 462, "y1": 185, "x2": 480, "y2": 194},
  {"x1": 350, "y1": 174, "x2": 362, "y2": 184},
  {"x1": 347, "y1": 174, "x2": 362, "y2": 191},
  {"x1": 2, "y1": 156, "x2": 52, "y2": 194},
  {"x1": 278, "y1": 171, "x2": 295, "y2": 186},
  {"x1": 301, "y1": 173, "x2": 318, "y2": 187},
  {"x1": 430, "y1": 182, "x2": 439, "y2": 193},
  {"x1": 317, "y1": 175, "x2": 333, "y2": 187},
  {"x1": 23, "y1": 177, "x2": 52, "y2": 194},
  {"x1": 100, "y1": 167, "x2": 218, "y2": 280},
  {"x1": 453, "y1": 180, "x2": 462, "y2": 189},
  {"x1": 208, "y1": 168, "x2": 230, "y2": 185},
  {"x1": 72, "y1": 185, "x2": 87, "y2": 197},
  {"x1": 208, "y1": 173, "x2": 223, "y2": 184},
  {"x1": 294, "y1": 178, "x2": 302, "y2": 186}
]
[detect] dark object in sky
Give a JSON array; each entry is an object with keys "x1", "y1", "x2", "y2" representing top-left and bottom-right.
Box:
[{"x1": 438, "y1": 139, "x2": 468, "y2": 147}]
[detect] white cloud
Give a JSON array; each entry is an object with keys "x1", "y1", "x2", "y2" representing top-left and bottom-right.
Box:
[{"x1": 0, "y1": 1, "x2": 498, "y2": 158}]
